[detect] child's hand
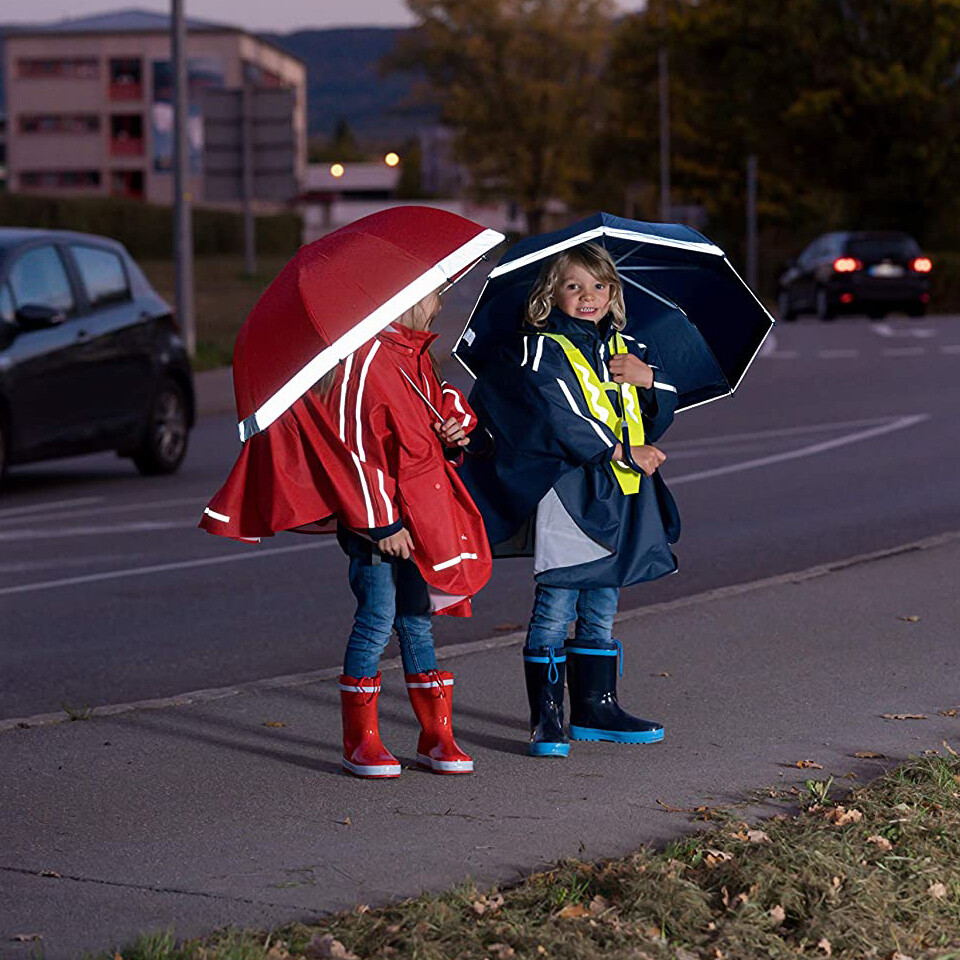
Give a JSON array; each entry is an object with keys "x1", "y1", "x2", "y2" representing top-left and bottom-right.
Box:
[
  {"x1": 377, "y1": 527, "x2": 415, "y2": 559},
  {"x1": 434, "y1": 416, "x2": 470, "y2": 447},
  {"x1": 630, "y1": 444, "x2": 666, "y2": 477},
  {"x1": 609, "y1": 353, "x2": 654, "y2": 389}
]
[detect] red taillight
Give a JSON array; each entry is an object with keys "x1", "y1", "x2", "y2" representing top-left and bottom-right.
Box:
[
  {"x1": 840, "y1": 293, "x2": 854, "y2": 304},
  {"x1": 833, "y1": 257, "x2": 862, "y2": 273},
  {"x1": 911, "y1": 257, "x2": 932, "y2": 273}
]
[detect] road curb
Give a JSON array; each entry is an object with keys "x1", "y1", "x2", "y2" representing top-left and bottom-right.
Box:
[{"x1": 3, "y1": 528, "x2": 959, "y2": 734}]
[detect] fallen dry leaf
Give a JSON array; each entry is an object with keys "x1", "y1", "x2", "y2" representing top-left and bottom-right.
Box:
[
  {"x1": 488, "y1": 944, "x2": 515, "y2": 959},
  {"x1": 881, "y1": 713, "x2": 927, "y2": 721},
  {"x1": 556, "y1": 903, "x2": 591, "y2": 919},
  {"x1": 928, "y1": 882, "x2": 948, "y2": 900},
  {"x1": 40, "y1": 870, "x2": 61, "y2": 878},
  {"x1": 867, "y1": 835, "x2": 893, "y2": 850},
  {"x1": 705, "y1": 848, "x2": 733, "y2": 866},
  {"x1": 589, "y1": 894, "x2": 611, "y2": 915},
  {"x1": 472, "y1": 892, "x2": 505, "y2": 916},
  {"x1": 304, "y1": 934, "x2": 360, "y2": 960},
  {"x1": 832, "y1": 876, "x2": 843, "y2": 888},
  {"x1": 854, "y1": 751, "x2": 886, "y2": 759},
  {"x1": 746, "y1": 829, "x2": 771, "y2": 843},
  {"x1": 262, "y1": 721, "x2": 286, "y2": 728},
  {"x1": 12, "y1": 934, "x2": 43, "y2": 943},
  {"x1": 650, "y1": 671, "x2": 671, "y2": 678},
  {"x1": 825, "y1": 806, "x2": 863, "y2": 826},
  {"x1": 769, "y1": 904, "x2": 786, "y2": 923},
  {"x1": 818, "y1": 937, "x2": 833, "y2": 956},
  {"x1": 267, "y1": 945, "x2": 290, "y2": 960},
  {"x1": 796, "y1": 759, "x2": 824, "y2": 769},
  {"x1": 335, "y1": 817, "x2": 352, "y2": 826},
  {"x1": 898, "y1": 615, "x2": 920, "y2": 622},
  {"x1": 886, "y1": 953, "x2": 915, "y2": 960},
  {"x1": 939, "y1": 707, "x2": 959, "y2": 717}
]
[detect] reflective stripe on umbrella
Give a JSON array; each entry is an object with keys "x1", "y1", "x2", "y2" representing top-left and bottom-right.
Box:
[
  {"x1": 453, "y1": 211, "x2": 774, "y2": 412},
  {"x1": 234, "y1": 206, "x2": 504, "y2": 442}
]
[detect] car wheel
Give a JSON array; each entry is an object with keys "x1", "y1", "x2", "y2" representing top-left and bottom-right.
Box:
[
  {"x1": 777, "y1": 288, "x2": 798, "y2": 321},
  {"x1": 815, "y1": 287, "x2": 836, "y2": 321},
  {"x1": 133, "y1": 379, "x2": 190, "y2": 476},
  {"x1": 907, "y1": 303, "x2": 927, "y2": 318}
]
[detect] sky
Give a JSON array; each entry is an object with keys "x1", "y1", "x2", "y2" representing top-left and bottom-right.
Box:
[{"x1": 1, "y1": 0, "x2": 647, "y2": 34}]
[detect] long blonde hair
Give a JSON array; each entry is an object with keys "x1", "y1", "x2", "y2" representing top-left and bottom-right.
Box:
[
  {"x1": 312, "y1": 288, "x2": 442, "y2": 399},
  {"x1": 526, "y1": 242, "x2": 626, "y2": 330}
]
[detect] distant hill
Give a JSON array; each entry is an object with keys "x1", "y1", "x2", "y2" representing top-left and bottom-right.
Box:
[
  {"x1": 264, "y1": 27, "x2": 438, "y2": 145},
  {"x1": 0, "y1": 24, "x2": 437, "y2": 143}
]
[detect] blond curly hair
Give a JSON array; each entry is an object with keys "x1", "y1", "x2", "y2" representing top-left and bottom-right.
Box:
[{"x1": 526, "y1": 242, "x2": 626, "y2": 330}]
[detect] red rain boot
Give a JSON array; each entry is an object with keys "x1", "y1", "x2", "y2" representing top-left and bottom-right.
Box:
[
  {"x1": 339, "y1": 673, "x2": 401, "y2": 778},
  {"x1": 405, "y1": 670, "x2": 474, "y2": 774}
]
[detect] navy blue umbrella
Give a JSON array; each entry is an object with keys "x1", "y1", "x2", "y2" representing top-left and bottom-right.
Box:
[{"x1": 453, "y1": 212, "x2": 774, "y2": 411}]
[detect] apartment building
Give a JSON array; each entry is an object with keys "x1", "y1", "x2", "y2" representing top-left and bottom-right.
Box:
[{"x1": 3, "y1": 9, "x2": 306, "y2": 205}]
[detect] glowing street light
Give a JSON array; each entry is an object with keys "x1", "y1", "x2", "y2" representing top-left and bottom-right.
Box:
[
  {"x1": 384, "y1": 152, "x2": 400, "y2": 167},
  {"x1": 330, "y1": 163, "x2": 345, "y2": 178}
]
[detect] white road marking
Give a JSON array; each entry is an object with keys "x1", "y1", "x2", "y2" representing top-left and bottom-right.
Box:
[
  {"x1": 668, "y1": 416, "x2": 903, "y2": 449},
  {"x1": 760, "y1": 331, "x2": 778, "y2": 356},
  {"x1": 871, "y1": 323, "x2": 935, "y2": 339},
  {"x1": 872, "y1": 322, "x2": 895, "y2": 338},
  {"x1": 0, "y1": 520, "x2": 199, "y2": 542},
  {"x1": 818, "y1": 349, "x2": 860, "y2": 359},
  {"x1": 0, "y1": 496, "x2": 104, "y2": 521},
  {"x1": 0, "y1": 541, "x2": 336, "y2": 598},
  {"x1": 941, "y1": 345, "x2": 960, "y2": 355},
  {"x1": 0, "y1": 496, "x2": 203, "y2": 527},
  {"x1": 882, "y1": 347, "x2": 926, "y2": 357},
  {"x1": 764, "y1": 350, "x2": 800, "y2": 360},
  {"x1": 668, "y1": 414, "x2": 929, "y2": 486}
]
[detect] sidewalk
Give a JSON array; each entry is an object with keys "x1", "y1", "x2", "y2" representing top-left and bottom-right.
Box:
[{"x1": 2, "y1": 533, "x2": 959, "y2": 959}]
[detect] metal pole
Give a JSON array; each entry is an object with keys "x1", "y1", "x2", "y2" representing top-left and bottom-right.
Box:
[
  {"x1": 658, "y1": 46, "x2": 671, "y2": 222},
  {"x1": 658, "y1": 0, "x2": 671, "y2": 222},
  {"x1": 241, "y1": 81, "x2": 257, "y2": 277},
  {"x1": 172, "y1": 0, "x2": 196, "y2": 356},
  {"x1": 746, "y1": 154, "x2": 758, "y2": 292}
]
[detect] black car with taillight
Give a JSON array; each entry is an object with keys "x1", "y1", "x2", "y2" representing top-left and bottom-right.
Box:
[
  {"x1": 0, "y1": 228, "x2": 194, "y2": 487},
  {"x1": 777, "y1": 231, "x2": 932, "y2": 321}
]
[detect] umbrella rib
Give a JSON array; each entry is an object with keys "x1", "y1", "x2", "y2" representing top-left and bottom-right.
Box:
[{"x1": 619, "y1": 274, "x2": 684, "y2": 314}]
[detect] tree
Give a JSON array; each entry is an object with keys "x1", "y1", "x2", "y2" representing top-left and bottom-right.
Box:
[
  {"x1": 607, "y1": 0, "x2": 960, "y2": 247},
  {"x1": 393, "y1": 0, "x2": 617, "y2": 233}
]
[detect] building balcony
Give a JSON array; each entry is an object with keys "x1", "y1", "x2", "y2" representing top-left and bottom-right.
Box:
[
  {"x1": 109, "y1": 81, "x2": 143, "y2": 101},
  {"x1": 110, "y1": 136, "x2": 144, "y2": 158}
]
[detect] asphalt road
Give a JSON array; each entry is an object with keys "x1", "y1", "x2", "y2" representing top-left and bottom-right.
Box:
[{"x1": 2, "y1": 313, "x2": 959, "y2": 721}]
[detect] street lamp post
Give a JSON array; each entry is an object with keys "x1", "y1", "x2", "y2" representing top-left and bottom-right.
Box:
[{"x1": 171, "y1": 0, "x2": 196, "y2": 356}]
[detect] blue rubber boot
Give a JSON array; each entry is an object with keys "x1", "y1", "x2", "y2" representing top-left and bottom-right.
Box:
[
  {"x1": 567, "y1": 641, "x2": 664, "y2": 744},
  {"x1": 522, "y1": 647, "x2": 570, "y2": 758}
]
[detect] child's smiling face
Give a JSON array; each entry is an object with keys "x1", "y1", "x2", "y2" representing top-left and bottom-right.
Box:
[{"x1": 555, "y1": 265, "x2": 611, "y2": 324}]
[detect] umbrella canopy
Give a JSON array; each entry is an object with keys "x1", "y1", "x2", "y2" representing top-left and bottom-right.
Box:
[
  {"x1": 452, "y1": 212, "x2": 774, "y2": 410},
  {"x1": 235, "y1": 206, "x2": 504, "y2": 441}
]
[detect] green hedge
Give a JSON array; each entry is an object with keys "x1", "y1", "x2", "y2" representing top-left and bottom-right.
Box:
[{"x1": 0, "y1": 193, "x2": 302, "y2": 259}]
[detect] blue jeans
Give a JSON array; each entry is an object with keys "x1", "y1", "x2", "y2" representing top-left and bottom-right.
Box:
[
  {"x1": 524, "y1": 583, "x2": 620, "y2": 651},
  {"x1": 341, "y1": 542, "x2": 438, "y2": 679}
]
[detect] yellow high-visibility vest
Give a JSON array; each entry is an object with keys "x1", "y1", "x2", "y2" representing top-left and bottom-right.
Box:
[{"x1": 537, "y1": 331, "x2": 644, "y2": 495}]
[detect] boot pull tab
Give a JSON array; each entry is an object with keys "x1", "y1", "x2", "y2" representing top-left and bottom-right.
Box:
[
  {"x1": 612, "y1": 639, "x2": 623, "y2": 677},
  {"x1": 358, "y1": 676, "x2": 378, "y2": 705},
  {"x1": 427, "y1": 669, "x2": 446, "y2": 699},
  {"x1": 547, "y1": 648, "x2": 560, "y2": 685}
]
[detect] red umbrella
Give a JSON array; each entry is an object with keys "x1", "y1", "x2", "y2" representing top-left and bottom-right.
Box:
[
  {"x1": 234, "y1": 205, "x2": 504, "y2": 442},
  {"x1": 199, "y1": 206, "x2": 504, "y2": 615}
]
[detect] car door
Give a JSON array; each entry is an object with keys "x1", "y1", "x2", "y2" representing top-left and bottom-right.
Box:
[
  {"x1": 66, "y1": 243, "x2": 154, "y2": 441},
  {"x1": 1, "y1": 243, "x2": 92, "y2": 458},
  {"x1": 793, "y1": 238, "x2": 825, "y2": 309}
]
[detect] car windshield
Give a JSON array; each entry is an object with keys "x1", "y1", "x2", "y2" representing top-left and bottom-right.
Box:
[{"x1": 847, "y1": 236, "x2": 920, "y2": 261}]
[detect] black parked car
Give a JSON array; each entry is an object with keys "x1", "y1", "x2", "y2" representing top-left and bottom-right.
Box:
[
  {"x1": 777, "y1": 231, "x2": 932, "y2": 321},
  {"x1": 0, "y1": 229, "x2": 194, "y2": 486}
]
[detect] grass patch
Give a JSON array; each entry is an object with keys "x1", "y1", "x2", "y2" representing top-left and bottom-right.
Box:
[
  {"x1": 139, "y1": 257, "x2": 290, "y2": 372},
  {"x1": 103, "y1": 752, "x2": 960, "y2": 960}
]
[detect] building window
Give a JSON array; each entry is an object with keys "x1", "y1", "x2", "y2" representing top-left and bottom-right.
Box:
[
  {"x1": 110, "y1": 114, "x2": 144, "y2": 156},
  {"x1": 17, "y1": 58, "x2": 100, "y2": 80},
  {"x1": 20, "y1": 170, "x2": 101, "y2": 190},
  {"x1": 111, "y1": 169, "x2": 144, "y2": 200},
  {"x1": 109, "y1": 58, "x2": 143, "y2": 100},
  {"x1": 20, "y1": 114, "x2": 100, "y2": 135}
]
